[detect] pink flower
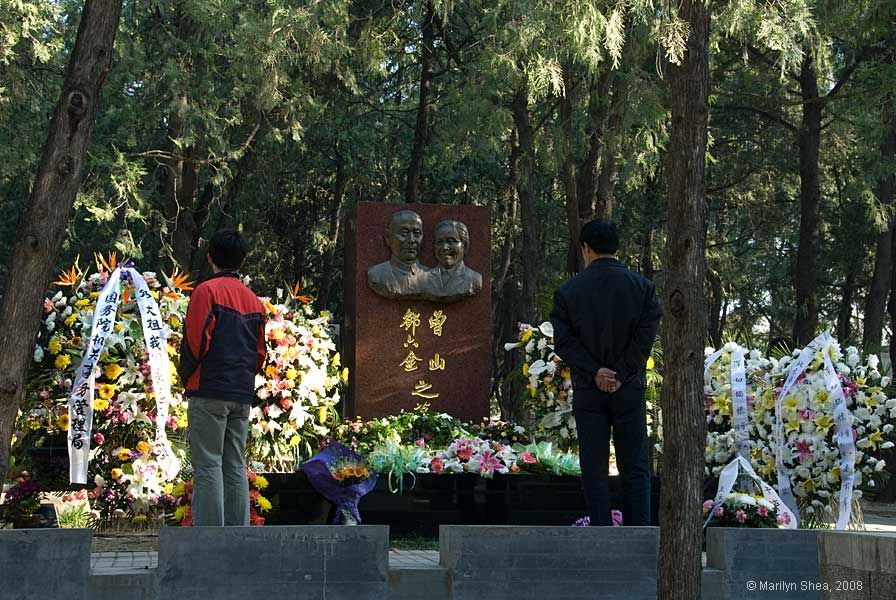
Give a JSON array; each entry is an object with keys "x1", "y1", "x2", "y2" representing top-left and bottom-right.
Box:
[
  {"x1": 520, "y1": 452, "x2": 537, "y2": 465},
  {"x1": 611, "y1": 509, "x2": 623, "y2": 527},
  {"x1": 703, "y1": 500, "x2": 715, "y2": 512},
  {"x1": 415, "y1": 438, "x2": 425, "y2": 448},
  {"x1": 430, "y1": 457, "x2": 444, "y2": 474},
  {"x1": 798, "y1": 408, "x2": 816, "y2": 421},
  {"x1": 735, "y1": 510, "x2": 747, "y2": 524},
  {"x1": 478, "y1": 450, "x2": 502, "y2": 477},
  {"x1": 795, "y1": 438, "x2": 814, "y2": 460},
  {"x1": 713, "y1": 506, "x2": 724, "y2": 517},
  {"x1": 757, "y1": 506, "x2": 769, "y2": 517},
  {"x1": 457, "y1": 448, "x2": 473, "y2": 461},
  {"x1": 777, "y1": 512, "x2": 791, "y2": 525},
  {"x1": 40, "y1": 390, "x2": 50, "y2": 399},
  {"x1": 93, "y1": 433, "x2": 105, "y2": 445}
]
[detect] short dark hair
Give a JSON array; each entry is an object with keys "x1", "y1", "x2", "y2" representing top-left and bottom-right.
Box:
[
  {"x1": 208, "y1": 229, "x2": 248, "y2": 270},
  {"x1": 580, "y1": 219, "x2": 619, "y2": 254}
]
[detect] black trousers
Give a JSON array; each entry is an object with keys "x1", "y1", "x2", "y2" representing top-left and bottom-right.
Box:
[{"x1": 574, "y1": 385, "x2": 651, "y2": 526}]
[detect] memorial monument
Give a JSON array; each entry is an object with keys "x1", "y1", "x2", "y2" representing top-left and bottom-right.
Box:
[{"x1": 345, "y1": 202, "x2": 490, "y2": 421}]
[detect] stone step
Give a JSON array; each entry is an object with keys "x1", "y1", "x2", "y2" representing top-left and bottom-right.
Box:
[
  {"x1": 702, "y1": 568, "x2": 727, "y2": 600},
  {"x1": 389, "y1": 567, "x2": 451, "y2": 600}
]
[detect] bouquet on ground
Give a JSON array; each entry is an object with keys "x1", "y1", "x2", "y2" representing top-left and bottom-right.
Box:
[
  {"x1": 303, "y1": 441, "x2": 377, "y2": 524},
  {"x1": 429, "y1": 437, "x2": 516, "y2": 478},
  {"x1": 511, "y1": 441, "x2": 582, "y2": 476}
]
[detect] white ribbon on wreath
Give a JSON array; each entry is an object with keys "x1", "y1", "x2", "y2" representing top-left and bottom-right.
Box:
[
  {"x1": 704, "y1": 345, "x2": 750, "y2": 460},
  {"x1": 67, "y1": 267, "x2": 179, "y2": 484}
]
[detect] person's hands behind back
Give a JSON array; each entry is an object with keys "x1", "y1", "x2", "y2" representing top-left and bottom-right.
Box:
[{"x1": 595, "y1": 368, "x2": 620, "y2": 393}]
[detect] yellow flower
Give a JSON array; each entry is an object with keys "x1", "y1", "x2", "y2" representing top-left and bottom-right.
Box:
[
  {"x1": 131, "y1": 514, "x2": 147, "y2": 525},
  {"x1": 522, "y1": 363, "x2": 530, "y2": 377},
  {"x1": 56, "y1": 413, "x2": 70, "y2": 430},
  {"x1": 286, "y1": 368, "x2": 298, "y2": 380},
  {"x1": 178, "y1": 414, "x2": 188, "y2": 428},
  {"x1": 103, "y1": 363, "x2": 123, "y2": 381},
  {"x1": 254, "y1": 475, "x2": 268, "y2": 490},
  {"x1": 75, "y1": 298, "x2": 90, "y2": 308},
  {"x1": 163, "y1": 483, "x2": 174, "y2": 495},
  {"x1": 110, "y1": 468, "x2": 123, "y2": 480},
  {"x1": 341, "y1": 368, "x2": 349, "y2": 383},
  {"x1": 29, "y1": 420, "x2": 42, "y2": 430},
  {"x1": 331, "y1": 353, "x2": 341, "y2": 368},
  {"x1": 265, "y1": 365, "x2": 277, "y2": 378},
  {"x1": 136, "y1": 440, "x2": 151, "y2": 455},
  {"x1": 97, "y1": 383, "x2": 116, "y2": 399},
  {"x1": 64, "y1": 314, "x2": 78, "y2": 327},
  {"x1": 521, "y1": 329, "x2": 533, "y2": 342},
  {"x1": 54, "y1": 354, "x2": 71, "y2": 369},
  {"x1": 48, "y1": 338, "x2": 62, "y2": 355},
  {"x1": 92, "y1": 398, "x2": 109, "y2": 411},
  {"x1": 170, "y1": 315, "x2": 182, "y2": 330},
  {"x1": 117, "y1": 448, "x2": 132, "y2": 462},
  {"x1": 318, "y1": 406, "x2": 328, "y2": 424},
  {"x1": 256, "y1": 496, "x2": 272, "y2": 512},
  {"x1": 646, "y1": 356, "x2": 655, "y2": 370},
  {"x1": 813, "y1": 415, "x2": 834, "y2": 436},
  {"x1": 70, "y1": 336, "x2": 82, "y2": 348},
  {"x1": 174, "y1": 505, "x2": 189, "y2": 521},
  {"x1": 172, "y1": 483, "x2": 185, "y2": 497},
  {"x1": 289, "y1": 436, "x2": 301, "y2": 447},
  {"x1": 89, "y1": 292, "x2": 100, "y2": 299}
]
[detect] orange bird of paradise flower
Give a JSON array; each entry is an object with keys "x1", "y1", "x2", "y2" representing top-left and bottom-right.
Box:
[
  {"x1": 53, "y1": 257, "x2": 82, "y2": 288},
  {"x1": 168, "y1": 269, "x2": 196, "y2": 292},
  {"x1": 94, "y1": 251, "x2": 118, "y2": 273},
  {"x1": 289, "y1": 281, "x2": 312, "y2": 305}
]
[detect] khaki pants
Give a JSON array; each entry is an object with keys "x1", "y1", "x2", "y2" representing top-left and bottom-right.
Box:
[{"x1": 187, "y1": 397, "x2": 251, "y2": 526}]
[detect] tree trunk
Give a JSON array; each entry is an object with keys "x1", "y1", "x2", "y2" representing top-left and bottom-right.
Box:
[
  {"x1": 793, "y1": 50, "x2": 822, "y2": 346},
  {"x1": 837, "y1": 273, "x2": 855, "y2": 343},
  {"x1": 318, "y1": 157, "x2": 348, "y2": 311},
  {"x1": 577, "y1": 71, "x2": 613, "y2": 221},
  {"x1": 595, "y1": 79, "x2": 627, "y2": 220},
  {"x1": 707, "y1": 267, "x2": 723, "y2": 348},
  {"x1": 864, "y1": 93, "x2": 895, "y2": 353},
  {"x1": 658, "y1": 2, "x2": 709, "y2": 599},
  {"x1": 511, "y1": 87, "x2": 540, "y2": 322},
  {"x1": 559, "y1": 64, "x2": 582, "y2": 274},
  {"x1": 0, "y1": 0, "x2": 122, "y2": 483},
  {"x1": 404, "y1": 0, "x2": 435, "y2": 204}
]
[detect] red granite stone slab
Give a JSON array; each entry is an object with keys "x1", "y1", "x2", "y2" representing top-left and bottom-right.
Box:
[{"x1": 344, "y1": 202, "x2": 491, "y2": 422}]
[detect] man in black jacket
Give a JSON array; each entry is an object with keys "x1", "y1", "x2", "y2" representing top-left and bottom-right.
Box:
[{"x1": 549, "y1": 219, "x2": 661, "y2": 526}]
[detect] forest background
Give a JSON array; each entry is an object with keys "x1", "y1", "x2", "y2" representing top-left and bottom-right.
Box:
[{"x1": 1, "y1": 0, "x2": 894, "y2": 420}]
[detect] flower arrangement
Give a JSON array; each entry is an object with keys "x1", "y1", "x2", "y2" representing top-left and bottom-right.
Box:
[
  {"x1": 249, "y1": 284, "x2": 345, "y2": 471},
  {"x1": 468, "y1": 419, "x2": 531, "y2": 445},
  {"x1": 505, "y1": 322, "x2": 662, "y2": 450},
  {"x1": 329, "y1": 456, "x2": 372, "y2": 486},
  {"x1": 18, "y1": 254, "x2": 191, "y2": 522},
  {"x1": 303, "y1": 442, "x2": 377, "y2": 524},
  {"x1": 1, "y1": 472, "x2": 48, "y2": 526},
  {"x1": 703, "y1": 493, "x2": 785, "y2": 528},
  {"x1": 699, "y1": 340, "x2": 895, "y2": 527},
  {"x1": 333, "y1": 404, "x2": 464, "y2": 456},
  {"x1": 511, "y1": 441, "x2": 582, "y2": 477},
  {"x1": 431, "y1": 437, "x2": 517, "y2": 478},
  {"x1": 170, "y1": 469, "x2": 270, "y2": 526},
  {"x1": 505, "y1": 322, "x2": 576, "y2": 447},
  {"x1": 572, "y1": 510, "x2": 623, "y2": 527}
]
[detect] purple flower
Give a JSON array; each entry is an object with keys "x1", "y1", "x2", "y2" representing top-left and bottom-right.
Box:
[
  {"x1": 573, "y1": 516, "x2": 591, "y2": 527},
  {"x1": 611, "y1": 509, "x2": 623, "y2": 527}
]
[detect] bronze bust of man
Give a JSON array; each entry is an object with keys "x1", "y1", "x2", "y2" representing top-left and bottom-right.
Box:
[
  {"x1": 429, "y1": 219, "x2": 482, "y2": 302},
  {"x1": 367, "y1": 210, "x2": 430, "y2": 299}
]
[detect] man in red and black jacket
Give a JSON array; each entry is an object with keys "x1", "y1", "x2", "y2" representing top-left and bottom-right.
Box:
[{"x1": 178, "y1": 229, "x2": 265, "y2": 526}]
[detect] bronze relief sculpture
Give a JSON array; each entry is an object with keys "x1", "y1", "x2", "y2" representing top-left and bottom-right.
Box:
[{"x1": 367, "y1": 210, "x2": 482, "y2": 303}]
